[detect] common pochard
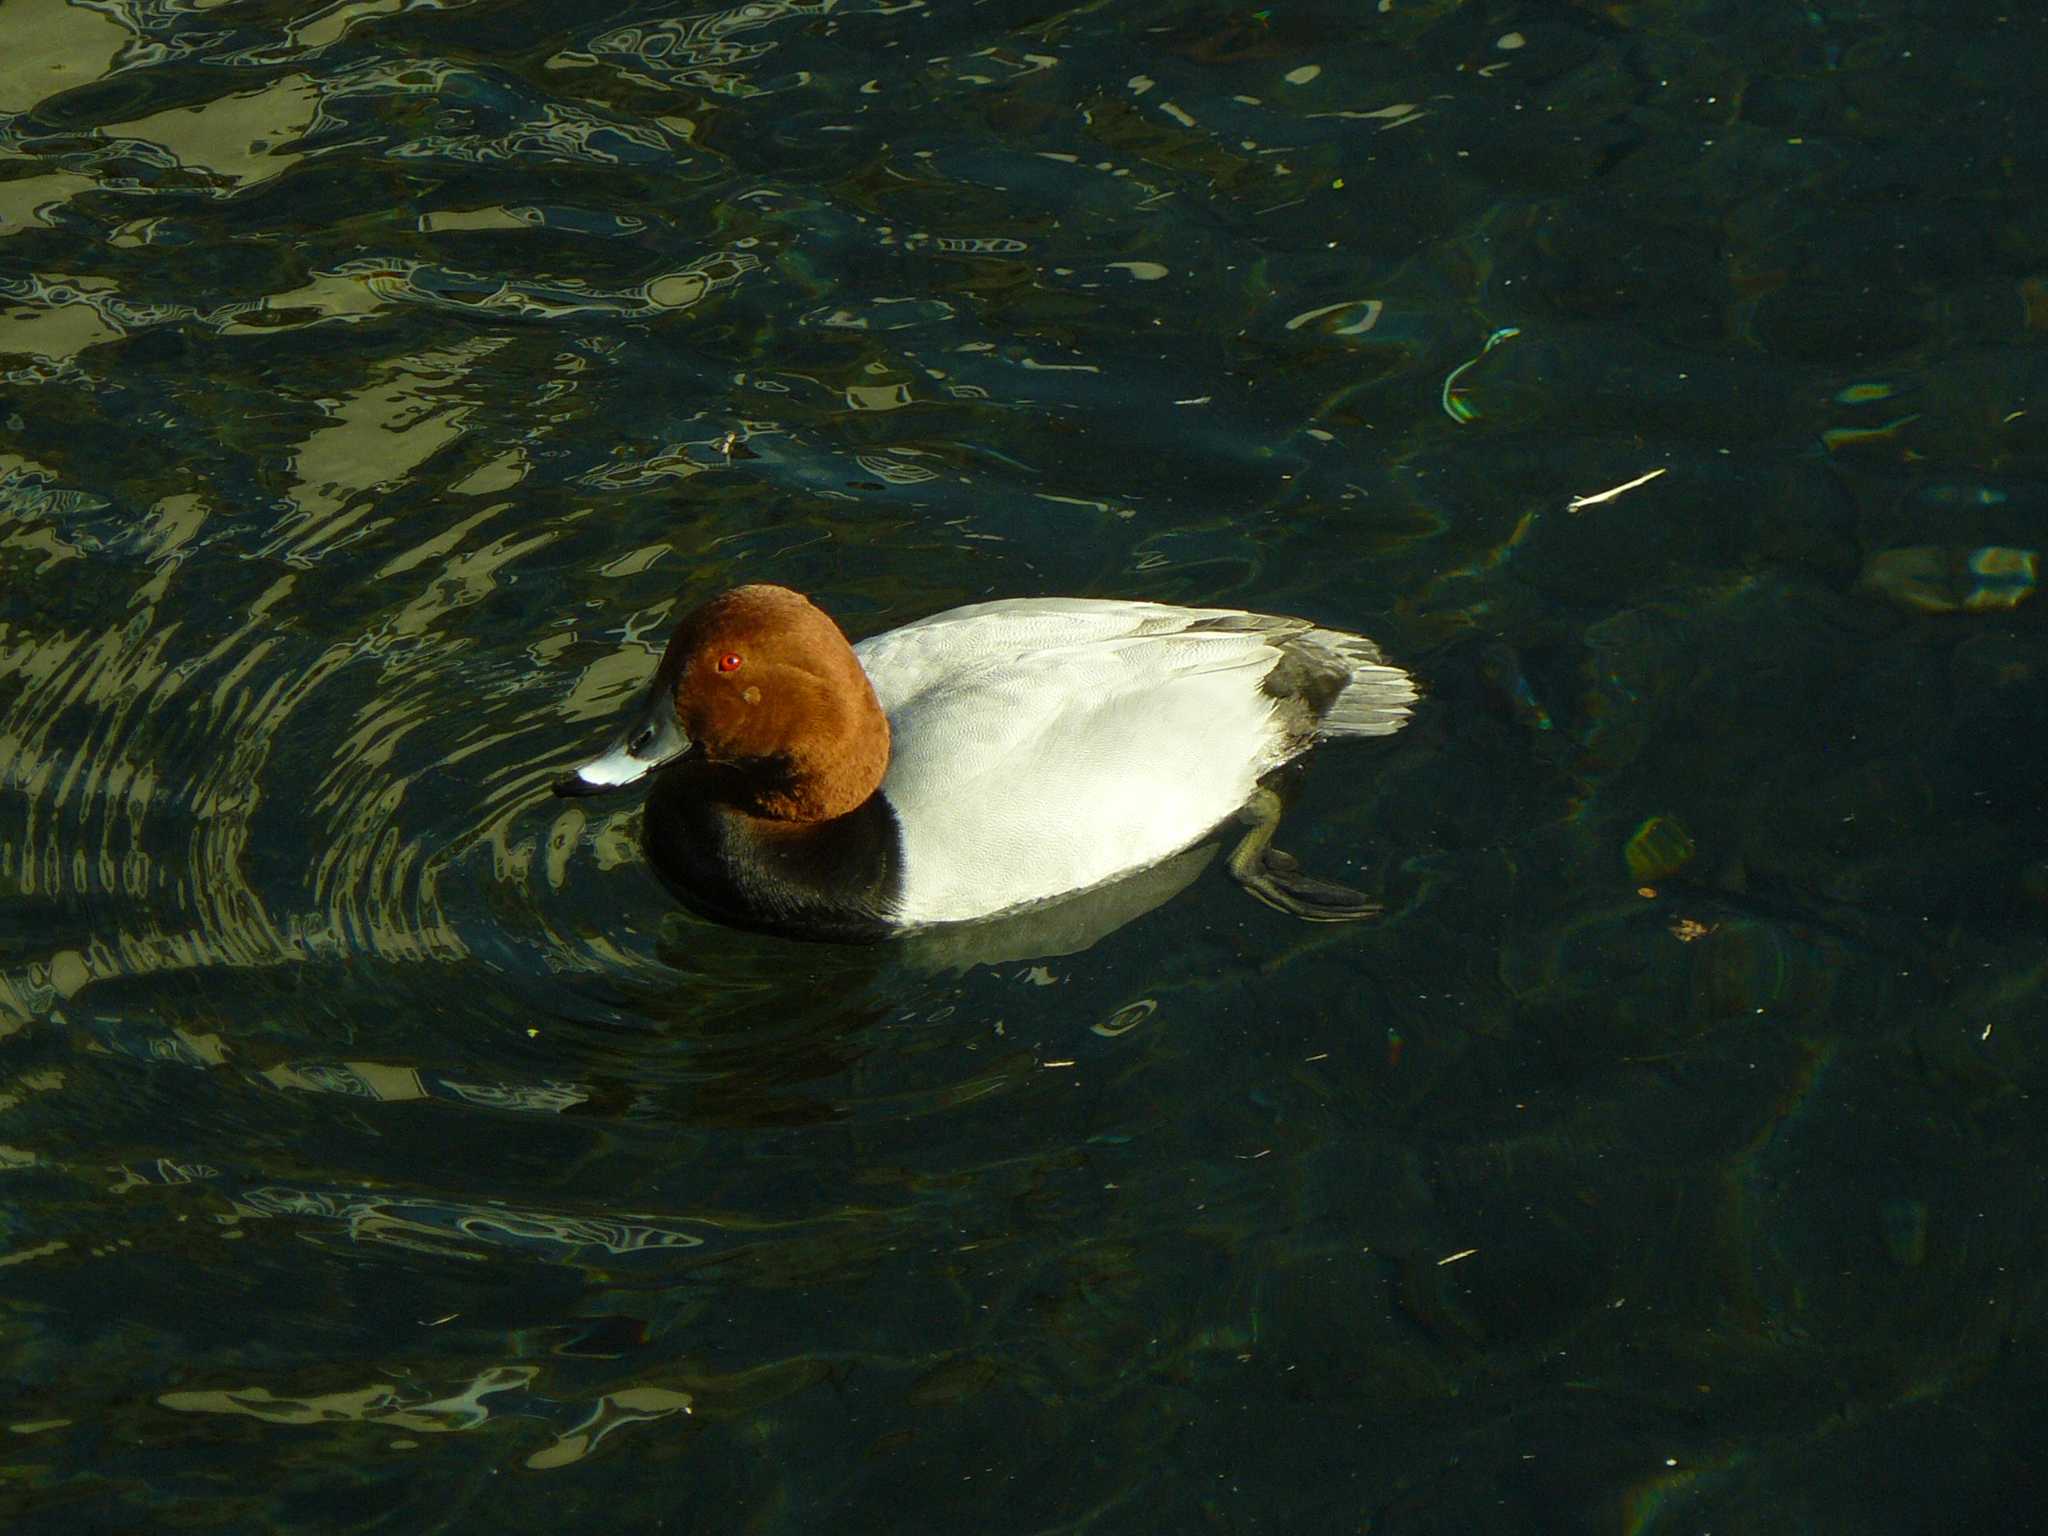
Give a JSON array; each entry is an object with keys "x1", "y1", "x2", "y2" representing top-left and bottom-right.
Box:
[{"x1": 554, "y1": 585, "x2": 1415, "y2": 940}]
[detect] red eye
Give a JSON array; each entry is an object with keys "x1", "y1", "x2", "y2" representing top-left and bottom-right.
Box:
[{"x1": 716, "y1": 652, "x2": 743, "y2": 673}]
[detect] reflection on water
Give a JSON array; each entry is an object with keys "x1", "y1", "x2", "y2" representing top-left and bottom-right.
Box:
[{"x1": 2, "y1": 0, "x2": 2046, "y2": 1530}]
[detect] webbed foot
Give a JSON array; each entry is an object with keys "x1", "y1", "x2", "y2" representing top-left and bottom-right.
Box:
[{"x1": 1227, "y1": 788, "x2": 1383, "y2": 923}]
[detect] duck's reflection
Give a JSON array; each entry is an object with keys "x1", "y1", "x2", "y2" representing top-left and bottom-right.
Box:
[{"x1": 892, "y1": 841, "x2": 1217, "y2": 971}]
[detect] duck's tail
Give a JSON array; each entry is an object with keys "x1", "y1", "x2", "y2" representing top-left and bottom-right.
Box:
[{"x1": 1300, "y1": 628, "x2": 1417, "y2": 739}]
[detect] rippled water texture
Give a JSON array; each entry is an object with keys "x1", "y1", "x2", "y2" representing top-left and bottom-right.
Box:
[{"x1": 3, "y1": 1, "x2": 2047, "y2": 1530}]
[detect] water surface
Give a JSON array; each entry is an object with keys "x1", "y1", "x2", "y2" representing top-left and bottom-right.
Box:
[{"x1": 3, "y1": 1, "x2": 2046, "y2": 1530}]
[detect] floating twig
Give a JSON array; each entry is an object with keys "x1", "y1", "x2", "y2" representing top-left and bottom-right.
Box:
[{"x1": 1567, "y1": 466, "x2": 1667, "y2": 513}]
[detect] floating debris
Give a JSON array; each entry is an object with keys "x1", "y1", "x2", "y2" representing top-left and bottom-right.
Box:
[{"x1": 1567, "y1": 466, "x2": 1666, "y2": 513}]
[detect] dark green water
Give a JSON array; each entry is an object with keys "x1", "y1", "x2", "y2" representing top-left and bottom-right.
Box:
[{"x1": 3, "y1": 0, "x2": 2046, "y2": 1530}]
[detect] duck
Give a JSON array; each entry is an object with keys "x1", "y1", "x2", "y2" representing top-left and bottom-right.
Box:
[{"x1": 553, "y1": 584, "x2": 1416, "y2": 942}]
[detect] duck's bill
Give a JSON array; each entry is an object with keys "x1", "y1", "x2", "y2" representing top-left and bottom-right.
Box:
[{"x1": 552, "y1": 690, "x2": 691, "y2": 797}]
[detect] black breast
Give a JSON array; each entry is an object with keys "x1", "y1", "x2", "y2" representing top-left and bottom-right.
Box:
[{"x1": 641, "y1": 772, "x2": 905, "y2": 943}]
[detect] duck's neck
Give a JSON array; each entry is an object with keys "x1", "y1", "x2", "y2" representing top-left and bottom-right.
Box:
[{"x1": 643, "y1": 773, "x2": 905, "y2": 941}]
